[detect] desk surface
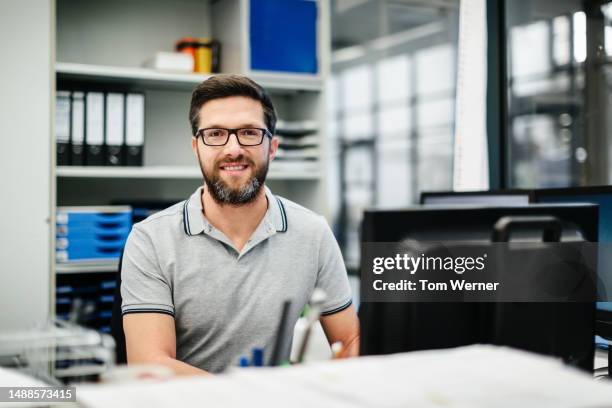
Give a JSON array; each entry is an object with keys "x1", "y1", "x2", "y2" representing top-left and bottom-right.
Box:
[{"x1": 77, "y1": 345, "x2": 612, "y2": 408}]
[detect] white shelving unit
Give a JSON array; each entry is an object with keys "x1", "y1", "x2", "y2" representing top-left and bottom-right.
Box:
[
  {"x1": 53, "y1": 0, "x2": 330, "y2": 276},
  {"x1": 56, "y1": 261, "x2": 120, "y2": 275},
  {"x1": 1, "y1": 0, "x2": 53, "y2": 330},
  {"x1": 56, "y1": 62, "x2": 212, "y2": 90},
  {"x1": 57, "y1": 165, "x2": 202, "y2": 179},
  {"x1": 56, "y1": 62, "x2": 324, "y2": 93},
  {"x1": 57, "y1": 165, "x2": 321, "y2": 180}
]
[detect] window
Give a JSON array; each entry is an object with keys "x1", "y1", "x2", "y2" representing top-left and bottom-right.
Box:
[
  {"x1": 330, "y1": 0, "x2": 460, "y2": 267},
  {"x1": 506, "y1": 0, "x2": 612, "y2": 188}
]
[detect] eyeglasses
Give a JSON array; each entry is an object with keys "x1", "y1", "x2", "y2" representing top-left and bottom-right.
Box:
[{"x1": 196, "y1": 128, "x2": 271, "y2": 146}]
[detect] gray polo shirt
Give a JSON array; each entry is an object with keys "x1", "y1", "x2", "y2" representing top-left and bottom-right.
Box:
[{"x1": 121, "y1": 186, "x2": 352, "y2": 373}]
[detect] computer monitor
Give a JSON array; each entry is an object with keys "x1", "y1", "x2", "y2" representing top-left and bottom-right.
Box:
[
  {"x1": 533, "y1": 186, "x2": 612, "y2": 244},
  {"x1": 533, "y1": 186, "x2": 612, "y2": 339},
  {"x1": 359, "y1": 203, "x2": 598, "y2": 371},
  {"x1": 420, "y1": 190, "x2": 533, "y2": 206}
]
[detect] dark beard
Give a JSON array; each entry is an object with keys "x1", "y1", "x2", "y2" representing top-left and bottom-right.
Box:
[{"x1": 199, "y1": 153, "x2": 269, "y2": 206}]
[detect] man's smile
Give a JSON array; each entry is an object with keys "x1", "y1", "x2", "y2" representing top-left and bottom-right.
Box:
[{"x1": 219, "y1": 162, "x2": 250, "y2": 175}]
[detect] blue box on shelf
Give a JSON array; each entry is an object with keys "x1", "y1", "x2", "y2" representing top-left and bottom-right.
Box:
[
  {"x1": 250, "y1": 0, "x2": 318, "y2": 74},
  {"x1": 56, "y1": 238, "x2": 127, "y2": 262},
  {"x1": 56, "y1": 206, "x2": 132, "y2": 263}
]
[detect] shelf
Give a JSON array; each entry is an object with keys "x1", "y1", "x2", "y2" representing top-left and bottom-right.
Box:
[
  {"x1": 56, "y1": 261, "x2": 119, "y2": 274},
  {"x1": 57, "y1": 166, "x2": 202, "y2": 179},
  {"x1": 56, "y1": 62, "x2": 210, "y2": 91},
  {"x1": 56, "y1": 62, "x2": 323, "y2": 93},
  {"x1": 56, "y1": 165, "x2": 321, "y2": 180},
  {"x1": 248, "y1": 71, "x2": 323, "y2": 92}
]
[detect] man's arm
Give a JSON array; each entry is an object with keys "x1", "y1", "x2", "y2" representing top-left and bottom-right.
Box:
[
  {"x1": 319, "y1": 305, "x2": 360, "y2": 358},
  {"x1": 123, "y1": 313, "x2": 210, "y2": 376}
]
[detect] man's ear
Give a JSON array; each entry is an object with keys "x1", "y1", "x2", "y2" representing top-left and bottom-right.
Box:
[
  {"x1": 191, "y1": 136, "x2": 199, "y2": 157},
  {"x1": 268, "y1": 136, "x2": 279, "y2": 161}
]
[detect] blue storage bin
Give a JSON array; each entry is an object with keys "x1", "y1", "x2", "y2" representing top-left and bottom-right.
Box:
[
  {"x1": 56, "y1": 236, "x2": 127, "y2": 250},
  {"x1": 98, "y1": 311, "x2": 112, "y2": 320},
  {"x1": 100, "y1": 281, "x2": 116, "y2": 290},
  {"x1": 56, "y1": 242, "x2": 126, "y2": 261},
  {"x1": 57, "y1": 210, "x2": 132, "y2": 225},
  {"x1": 99, "y1": 295, "x2": 114, "y2": 303},
  {"x1": 250, "y1": 0, "x2": 318, "y2": 74},
  {"x1": 56, "y1": 285, "x2": 74, "y2": 294},
  {"x1": 56, "y1": 207, "x2": 132, "y2": 262},
  {"x1": 57, "y1": 225, "x2": 131, "y2": 239},
  {"x1": 56, "y1": 236, "x2": 126, "y2": 261}
]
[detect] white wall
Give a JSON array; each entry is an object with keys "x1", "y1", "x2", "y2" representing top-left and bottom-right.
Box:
[{"x1": 0, "y1": 0, "x2": 53, "y2": 330}]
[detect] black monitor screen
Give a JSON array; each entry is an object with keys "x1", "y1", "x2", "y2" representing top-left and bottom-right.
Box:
[
  {"x1": 359, "y1": 203, "x2": 598, "y2": 371},
  {"x1": 534, "y1": 188, "x2": 612, "y2": 315},
  {"x1": 420, "y1": 190, "x2": 532, "y2": 206},
  {"x1": 363, "y1": 204, "x2": 598, "y2": 243}
]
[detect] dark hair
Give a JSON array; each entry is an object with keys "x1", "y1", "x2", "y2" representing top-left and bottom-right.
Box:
[{"x1": 189, "y1": 74, "x2": 277, "y2": 137}]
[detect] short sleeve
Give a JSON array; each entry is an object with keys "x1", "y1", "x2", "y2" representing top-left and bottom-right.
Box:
[
  {"x1": 315, "y1": 218, "x2": 353, "y2": 315},
  {"x1": 121, "y1": 224, "x2": 175, "y2": 316}
]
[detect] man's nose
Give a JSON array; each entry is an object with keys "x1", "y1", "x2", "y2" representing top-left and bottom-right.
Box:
[{"x1": 223, "y1": 132, "x2": 243, "y2": 156}]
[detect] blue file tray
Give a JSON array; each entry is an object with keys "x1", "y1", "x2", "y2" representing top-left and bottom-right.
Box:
[
  {"x1": 100, "y1": 281, "x2": 116, "y2": 290},
  {"x1": 57, "y1": 210, "x2": 131, "y2": 230},
  {"x1": 56, "y1": 206, "x2": 132, "y2": 262},
  {"x1": 57, "y1": 225, "x2": 131, "y2": 239},
  {"x1": 98, "y1": 295, "x2": 114, "y2": 304},
  {"x1": 56, "y1": 237, "x2": 127, "y2": 262},
  {"x1": 250, "y1": 0, "x2": 318, "y2": 74}
]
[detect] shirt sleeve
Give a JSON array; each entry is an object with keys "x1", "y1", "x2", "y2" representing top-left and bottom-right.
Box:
[
  {"x1": 121, "y1": 224, "x2": 175, "y2": 317},
  {"x1": 315, "y1": 217, "x2": 353, "y2": 315}
]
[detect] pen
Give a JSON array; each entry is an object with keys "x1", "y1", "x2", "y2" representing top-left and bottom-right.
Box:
[{"x1": 297, "y1": 289, "x2": 327, "y2": 363}]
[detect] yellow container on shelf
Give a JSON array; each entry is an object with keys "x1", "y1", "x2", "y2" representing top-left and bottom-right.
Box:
[
  {"x1": 176, "y1": 37, "x2": 220, "y2": 73},
  {"x1": 194, "y1": 38, "x2": 213, "y2": 73}
]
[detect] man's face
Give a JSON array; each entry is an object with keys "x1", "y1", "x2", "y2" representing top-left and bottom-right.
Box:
[{"x1": 191, "y1": 96, "x2": 278, "y2": 206}]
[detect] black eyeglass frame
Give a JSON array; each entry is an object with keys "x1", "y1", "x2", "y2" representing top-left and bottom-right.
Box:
[{"x1": 195, "y1": 127, "x2": 272, "y2": 146}]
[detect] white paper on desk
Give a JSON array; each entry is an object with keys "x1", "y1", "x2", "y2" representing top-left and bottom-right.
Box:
[
  {"x1": 0, "y1": 367, "x2": 49, "y2": 407},
  {"x1": 0, "y1": 367, "x2": 45, "y2": 388},
  {"x1": 77, "y1": 345, "x2": 612, "y2": 408}
]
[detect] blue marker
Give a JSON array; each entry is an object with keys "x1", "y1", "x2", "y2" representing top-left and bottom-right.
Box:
[{"x1": 252, "y1": 348, "x2": 264, "y2": 367}]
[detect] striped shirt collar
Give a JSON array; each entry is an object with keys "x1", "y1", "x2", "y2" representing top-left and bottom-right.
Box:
[{"x1": 182, "y1": 185, "x2": 287, "y2": 237}]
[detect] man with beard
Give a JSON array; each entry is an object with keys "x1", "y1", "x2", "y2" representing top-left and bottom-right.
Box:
[{"x1": 121, "y1": 75, "x2": 359, "y2": 375}]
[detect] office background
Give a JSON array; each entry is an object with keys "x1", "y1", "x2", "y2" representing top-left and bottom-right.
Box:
[{"x1": 1, "y1": 0, "x2": 612, "y2": 335}]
